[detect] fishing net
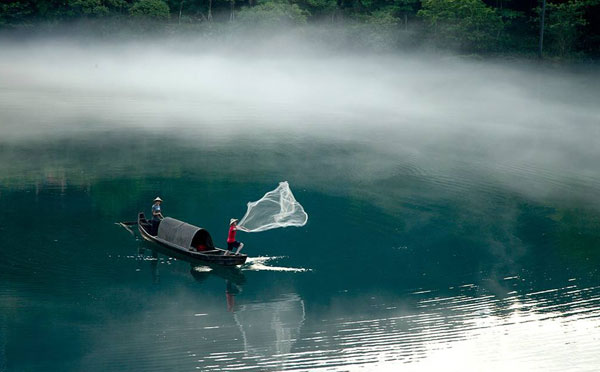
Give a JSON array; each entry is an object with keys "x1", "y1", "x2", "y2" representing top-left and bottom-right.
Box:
[{"x1": 237, "y1": 182, "x2": 308, "y2": 233}]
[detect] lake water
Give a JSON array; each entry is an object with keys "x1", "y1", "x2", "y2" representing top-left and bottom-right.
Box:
[{"x1": 1, "y1": 40, "x2": 600, "y2": 371}]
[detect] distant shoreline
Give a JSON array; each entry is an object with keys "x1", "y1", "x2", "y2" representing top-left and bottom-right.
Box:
[
  {"x1": 1, "y1": 21, "x2": 599, "y2": 65},
  {"x1": 2, "y1": 0, "x2": 599, "y2": 62}
]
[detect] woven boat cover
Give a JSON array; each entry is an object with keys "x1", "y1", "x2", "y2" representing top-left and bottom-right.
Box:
[{"x1": 158, "y1": 217, "x2": 208, "y2": 249}]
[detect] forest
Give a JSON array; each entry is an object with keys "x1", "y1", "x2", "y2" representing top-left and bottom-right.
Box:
[{"x1": 1, "y1": 0, "x2": 599, "y2": 58}]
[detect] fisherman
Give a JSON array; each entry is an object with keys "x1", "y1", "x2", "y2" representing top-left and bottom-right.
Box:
[
  {"x1": 152, "y1": 197, "x2": 164, "y2": 220},
  {"x1": 226, "y1": 218, "x2": 244, "y2": 255},
  {"x1": 151, "y1": 197, "x2": 164, "y2": 234}
]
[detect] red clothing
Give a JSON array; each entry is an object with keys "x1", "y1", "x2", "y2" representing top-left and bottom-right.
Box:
[{"x1": 227, "y1": 225, "x2": 237, "y2": 243}]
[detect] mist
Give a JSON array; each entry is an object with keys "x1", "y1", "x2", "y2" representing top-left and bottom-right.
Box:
[{"x1": 1, "y1": 31, "x2": 600, "y2": 209}]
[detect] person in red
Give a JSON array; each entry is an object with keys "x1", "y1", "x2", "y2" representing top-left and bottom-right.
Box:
[{"x1": 226, "y1": 218, "x2": 244, "y2": 255}]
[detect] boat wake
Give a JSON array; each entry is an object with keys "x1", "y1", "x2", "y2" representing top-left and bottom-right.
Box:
[
  {"x1": 243, "y1": 256, "x2": 310, "y2": 272},
  {"x1": 192, "y1": 266, "x2": 213, "y2": 273}
]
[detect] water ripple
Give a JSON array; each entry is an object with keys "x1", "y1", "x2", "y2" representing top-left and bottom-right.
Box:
[{"x1": 186, "y1": 282, "x2": 600, "y2": 371}]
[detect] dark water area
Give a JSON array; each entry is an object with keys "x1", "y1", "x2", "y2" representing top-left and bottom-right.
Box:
[{"x1": 1, "y1": 40, "x2": 600, "y2": 371}]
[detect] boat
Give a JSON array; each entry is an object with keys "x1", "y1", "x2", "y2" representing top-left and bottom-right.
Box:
[{"x1": 137, "y1": 212, "x2": 247, "y2": 266}]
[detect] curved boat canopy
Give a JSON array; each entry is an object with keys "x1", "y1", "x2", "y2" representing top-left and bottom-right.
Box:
[{"x1": 157, "y1": 217, "x2": 215, "y2": 250}]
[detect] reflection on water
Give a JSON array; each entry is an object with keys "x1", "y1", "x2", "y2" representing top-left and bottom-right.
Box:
[
  {"x1": 130, "y1": 232, "x2": 308, "y2": 368},
  {"x1": 231, "y1": 294, "x2": 306, "y2": 369},
  {"x1": 1, "y1": 135, "x2": 599, "y2": 371},
  {"x1": 109, "y1": 238, "x2": 600, "y2": 371},
  {"x1": 324, "y1": 280, "x2": 600, "y2": 372},
  {"x1": 0, "y1": 130, "x2": 599, "y2": 370},
  {"x1": 121, "y1": 243, "x2": 307, "y2": 371}
]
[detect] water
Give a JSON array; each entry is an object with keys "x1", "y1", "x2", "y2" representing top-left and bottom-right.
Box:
[{"x1": 1, "y1": 40, "x2": 600, "y2": 371}]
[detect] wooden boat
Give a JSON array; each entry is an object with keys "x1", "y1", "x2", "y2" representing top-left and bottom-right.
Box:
[{"x1": 137, "y1": 212, "x2": 247, "y2": 266}]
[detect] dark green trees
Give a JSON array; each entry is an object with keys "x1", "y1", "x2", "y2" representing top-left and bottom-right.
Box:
[
  {"x1": 541, "y1": 0, "x2": 598, "y2": 57},
  {"x1": 418, "y1": 0, "x2": 504, "y2": 51},
  {"x1": 70, "y1": 0, "x2": 128, "y2": 17},
  {"x1": 237, "y1": 0, "x2": 308, "y2": 26},
  {"x1": 0, "y1": 0, "x2": 599, "y2": 58},
  {"x1": 129, "y1": 0, "x2": 170, "y2": 19}
]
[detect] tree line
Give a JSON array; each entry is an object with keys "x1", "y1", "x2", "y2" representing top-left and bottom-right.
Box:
[{"x1": 1, "y1": 0, "x2": 599, "y2": 58}]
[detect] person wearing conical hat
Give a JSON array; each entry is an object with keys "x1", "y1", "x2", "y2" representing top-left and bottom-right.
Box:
[
  {"x1": 150, "y1": 197, "x2": 164, "y2": 235},
  {"x1": 225, "y1": 218, "x2": 244, "y2": 255},
  {"x1": 152, "y1": 197, "x2": 164, "y2": 221}
]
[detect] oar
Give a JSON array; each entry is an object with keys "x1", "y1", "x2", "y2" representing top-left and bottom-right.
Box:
[{"x1": 115, "y1": 221, "x2": 137, "y2": 235}]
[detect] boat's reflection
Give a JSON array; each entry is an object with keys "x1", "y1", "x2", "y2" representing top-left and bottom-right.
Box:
[
  {"x1": 135, "y1": 241, "x2": 305, "y2": 361},
  {"x1": 137, "y1": 240, "x2": 246, "y2": 287}
]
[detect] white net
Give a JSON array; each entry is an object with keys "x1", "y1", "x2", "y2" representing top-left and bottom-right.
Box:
[{"x1": 237, "y1": 182, "x2": 308, "y2": 233}]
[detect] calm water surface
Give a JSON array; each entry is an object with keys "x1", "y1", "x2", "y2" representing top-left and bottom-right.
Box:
[{"x1": 1, "y1": 43, "x2": 600, "y2": 371}]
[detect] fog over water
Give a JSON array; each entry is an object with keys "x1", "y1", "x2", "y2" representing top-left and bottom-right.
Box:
[
  {"x1": 1, "y1": 33, "x2": 600, "y2": 371},
  {"x1": 1, "y1": 36, "x2": 600, "y2": 205}
]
